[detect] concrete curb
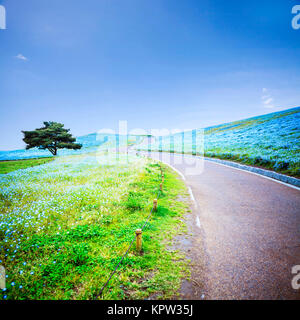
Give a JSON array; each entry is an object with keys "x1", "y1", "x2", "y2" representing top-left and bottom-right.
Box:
[
  {"x1": 137, "y1": 149, "x2": 300, "y2": 189},
  {"x1": 203, "y1": 157, "x2": 300, "y2": 188}
]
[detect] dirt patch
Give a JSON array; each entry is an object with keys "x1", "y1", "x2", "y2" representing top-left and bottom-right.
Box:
[{"x1": 170, "y1": 194, "x2": 208, "y2": 300}]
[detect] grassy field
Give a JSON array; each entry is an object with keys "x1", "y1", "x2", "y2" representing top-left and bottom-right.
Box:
[
  {"x1": 0, "y1": 153, "x2": 189, "y2": 300},
  {"x1": 138, "y1": 107, "x2": 300, "y2": 177},
  {"x1": 0, "y1": 158, "x2": 54, "y2": 174}
]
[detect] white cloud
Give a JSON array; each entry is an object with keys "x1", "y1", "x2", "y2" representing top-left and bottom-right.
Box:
[
  {"x1": 15, "y1": 54, "x2": 28, "y2": 61},
  {"x1": 261, "y1": 88, "x2": 275, "y2": 109},
  {"x1": 263, "y1": 98, "x2": 273, "y2": 105}
]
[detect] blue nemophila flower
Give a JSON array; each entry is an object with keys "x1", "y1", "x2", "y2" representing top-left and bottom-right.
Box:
[
  {"x1": 30, "y1": 271, "x2": 34, "y2": 275},
  {"x1": 19, "y1": 285, "x2": 23, "y2": 289},
  {"x1": 2, "y1": 288, "x2": 6, "y2": 291},
  {"x1": 19, "y1": 271, "x2": 23, "y2": 275},
  {"x1": 11, "y1": 282, "x2": 15, "y2": 286},
  {"x1": 23, "y1": 262, "x2": 26, "y2": 266},
  {"x1": 3, "y1": 295, "x2": 7, "y2": 299},
  {"x1": 53, "y1": 261, "x2": 56, "y2": 264}
]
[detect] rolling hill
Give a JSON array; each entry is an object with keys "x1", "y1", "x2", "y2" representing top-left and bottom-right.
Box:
[
  {"x1": 1, "y1": 107, "x2": 299, "y2": 177},
  {"x1": 139, "y1": 107, "x2": 300, "y2": 177}
]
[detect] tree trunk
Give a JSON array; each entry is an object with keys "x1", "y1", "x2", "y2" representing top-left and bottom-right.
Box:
[{"x1": 48, "y1": 147, "x2": 57, "y2": 156}]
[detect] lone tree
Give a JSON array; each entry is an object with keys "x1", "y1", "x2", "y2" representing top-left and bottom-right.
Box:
[{"x1": 22, "y1": 121, "x2": 82, "y2": 156}]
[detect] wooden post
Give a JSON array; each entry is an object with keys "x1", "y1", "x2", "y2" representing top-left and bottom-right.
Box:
[
  {"x1": 160, "y1": 183, "x2": 163, "y2": 192},
  {"x1": 153, "y1": 199, "x2": 158, "y2": 211},
  {"x1": 162, "y1": 175, "x2": 164, "y2": 183},
  {"x1": 135, "y1": 229, "x2": 142, "y2": 253}
]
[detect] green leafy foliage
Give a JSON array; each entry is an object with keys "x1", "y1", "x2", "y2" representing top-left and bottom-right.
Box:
[{"x1": 22, "y1": 122, "x2": 82, "y2": 156}]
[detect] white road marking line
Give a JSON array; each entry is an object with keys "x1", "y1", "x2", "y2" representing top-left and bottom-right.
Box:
[
  {"x1": 196, "y1": 216, "x2": 201, "y2": 228},
  {"x1": 188, "y1": 187, "x2": 195, "y2": 202},
  {"x1": 145, "y1": 153, "x2": 203, "y2": 230},
  {"x1": 138, "y1": 151, "x2": 186, "y2": 180},
  {"x1": 160, "y1": 161, "x2": 186, "y2": 181},
  {"x1": 188, "y1": 187, "x2": 198, "y2": 208}
]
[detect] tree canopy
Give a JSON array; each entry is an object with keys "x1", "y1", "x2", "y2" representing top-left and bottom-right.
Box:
[{"x1": 22, "y1": 122, "x2": 82, "y2": 156}]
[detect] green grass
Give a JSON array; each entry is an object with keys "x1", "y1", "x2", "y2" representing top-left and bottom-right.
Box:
[
  {"x1": 0, "y1": 157, "x2": 54, "y2": 174},
  {"x1": 0, "y1": 154, "x2": 189, "y2": 300}
]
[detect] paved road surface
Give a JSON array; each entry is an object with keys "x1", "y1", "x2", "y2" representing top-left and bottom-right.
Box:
[{"x1": 144, "y1": 152, "x2": 300, "y2": 300}]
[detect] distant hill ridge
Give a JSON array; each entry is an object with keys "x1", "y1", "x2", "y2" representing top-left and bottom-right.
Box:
[
  {"x1": 1, "y1": 107, "x2": 299, "y2": 177},
  {"x1": 139, "y1": 107, "x2": 300, "y2": 177}
]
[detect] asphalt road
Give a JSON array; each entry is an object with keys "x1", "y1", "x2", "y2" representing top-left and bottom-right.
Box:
[{"x1": 144, "y1": 152, "x2": 300, "y2": 300}]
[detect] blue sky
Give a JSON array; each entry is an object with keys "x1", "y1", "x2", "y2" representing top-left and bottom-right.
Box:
[{"x1": 0, "y1": 0, "x2": 300, "y2": 150}]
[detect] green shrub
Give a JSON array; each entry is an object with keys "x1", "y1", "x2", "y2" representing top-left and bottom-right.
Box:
[{"x1": 125, "y1": 191, "x2": 145, "y2": 211}]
